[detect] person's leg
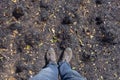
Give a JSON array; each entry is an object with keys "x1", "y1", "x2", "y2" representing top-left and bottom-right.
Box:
[
  {"x1": 59, "y1": 48, "x2": 86, "y2": 80},
  {"x1": 29, "y1": 48, "x2": 58, "y2": 80},
  {"x1": 30, "y1": 62, "x2": 58, "y2": 80},
  {"x1": 59, "y1": 62, "x2": 86, "y2": 80}
]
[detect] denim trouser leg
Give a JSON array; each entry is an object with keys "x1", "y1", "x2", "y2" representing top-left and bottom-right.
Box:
[
  {"x1": 59, "y1": 62, "x2": 86, "y2": 80},
  {"x1": 29, "y1": 62, "x2": 58, "y2": 80}
]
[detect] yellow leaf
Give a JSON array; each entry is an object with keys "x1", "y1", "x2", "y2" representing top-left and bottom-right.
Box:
[
  {"x1": 26, "y1": 45, "x2": 31, "y2": 50},
  {"x1": 11, "y1": 0, "x2": 17, "y2": 3}
]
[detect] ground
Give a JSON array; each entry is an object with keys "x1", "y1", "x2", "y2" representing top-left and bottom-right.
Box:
[{"x1": 0, "y1": 0, "x2": 120, "y2": 80}]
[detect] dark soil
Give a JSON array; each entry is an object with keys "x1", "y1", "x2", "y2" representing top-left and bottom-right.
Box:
[{"x1": 0, "y1": 0, "x2": 120, "y2": 80}]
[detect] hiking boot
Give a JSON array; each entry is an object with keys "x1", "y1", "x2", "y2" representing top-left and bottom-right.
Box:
[
  {"x1": 62, "y1": 47, "x2": 73, "y2": 63},
  {"x1": 46, "y1": 48, "x2": 57, "y2": 63}
]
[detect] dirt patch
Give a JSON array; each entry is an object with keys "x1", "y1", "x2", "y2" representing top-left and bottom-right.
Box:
[{"x1": 0, "y1": 0, "x2": 120, "y2": 80}]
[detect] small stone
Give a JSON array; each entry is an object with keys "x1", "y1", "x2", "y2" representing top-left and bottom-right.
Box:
[
  {"x1": 100, "y1": 76, "x2": 103, "y2": 79},
  {"x1": 29, "y1": 70, "x2": 33, "y2": 74},
  {"x1": 90, "y1": 35, "x2": 94, "y2": 39},
  {"x1": 73, "y1": 22, "x2": 77, "y2": 25},
  {"x1": 93, "y1": 63, "x2": 95, "y2": 66}
]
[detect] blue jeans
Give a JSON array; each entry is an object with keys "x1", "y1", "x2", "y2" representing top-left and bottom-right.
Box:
[{"x1": 29, "y1": 62, "x2": 86, "y2": 80}]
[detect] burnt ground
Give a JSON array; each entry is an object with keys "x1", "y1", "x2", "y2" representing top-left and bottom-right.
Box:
[{"x1": 0, "y1": 0, "x2": 120, "y2": 80}]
